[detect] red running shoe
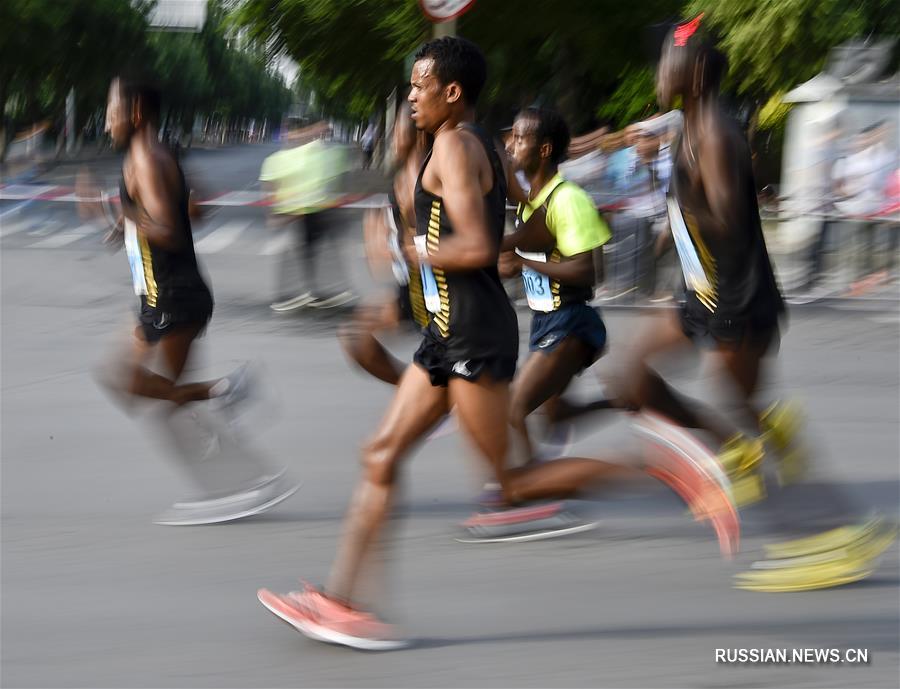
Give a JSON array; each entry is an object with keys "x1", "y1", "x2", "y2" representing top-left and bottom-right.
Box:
[
  {"x1": 634, "y1": 412, "x2": 740, "y2": 558},
  {"x1": 257, "y1": 583, "x2": 407, "y2": 651}
]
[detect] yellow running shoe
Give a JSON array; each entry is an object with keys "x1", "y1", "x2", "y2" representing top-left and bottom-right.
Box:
[
  {"x1": 734, "y1": 560, "x2": 874, "y2": 592},
  {"x1": 760, "y1": 401, "x2": 808, "y2": 485},
  {"x1": 734, "y1": 518, "x2": 898, "y2": 592},
  {"x1": 717, "y1": 434, "x2": 766, "y2": 508},
  {"x1": 764, "y1": 517, "x2": 883, "y2": 559}
]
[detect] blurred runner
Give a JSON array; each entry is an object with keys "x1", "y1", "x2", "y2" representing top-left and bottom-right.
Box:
[
  {"x1": 260, "y1": 122, "x2": 355, "y2": 311},
  {"x1": 645, "y1": 16, "x2": 894, "y2": 589},
  {"x1": 89, "y1": 77, "x2": 298, "y2": 525},
  {"x1": 500, "y1": 107, "x2": 616, "y2": 465},
  {"x1": 337, "y1": 101, "x2": 430, "y2": 385}
]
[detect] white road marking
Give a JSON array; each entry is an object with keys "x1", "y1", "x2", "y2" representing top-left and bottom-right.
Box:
[
  {"x1": 195, "y1": 220, "x2": 252, "y2": 253},
  {"x1": 259, "y1": 230, "x2": 294, "y2": 256},
  {"x1": 29, "y1": 224, "x2": 100, "y2": 248}
]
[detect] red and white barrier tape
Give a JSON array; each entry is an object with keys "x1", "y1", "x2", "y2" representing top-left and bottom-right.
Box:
[{"x1": 0, "y1": 184, "x2": 389, "y2": 209}]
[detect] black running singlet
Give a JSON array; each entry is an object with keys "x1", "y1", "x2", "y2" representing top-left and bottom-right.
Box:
[
  {"x1": 413, "y1": 124, "x2": 518, "y2": 360},
  {"x1": 385, "y1": 189, "x2": 428, "y2": 328},
  {"x1": 119, "y1": 159, "x2": 211, "y2": 314},
  {"x1": 668, "y1": 119, "x2": 784, "y2": 325}
]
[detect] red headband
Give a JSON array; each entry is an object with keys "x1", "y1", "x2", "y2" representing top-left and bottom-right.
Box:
[{"x1": 674, "y1": 13, "x2": 704, "y2": 47}]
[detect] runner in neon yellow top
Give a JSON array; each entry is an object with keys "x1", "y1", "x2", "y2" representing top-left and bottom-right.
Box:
[
  {"x1": 499, "y1": 107, "x2": 617, "y2": 467},
  {"x1": 259, "y1": 123, "x2": 354, "y2": 310},
  {"x1": 260, "y1": 131, "x2": 350, "y2": 214}
]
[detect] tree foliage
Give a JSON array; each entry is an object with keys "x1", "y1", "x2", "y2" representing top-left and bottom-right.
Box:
[
  {"x1": 3, "y1": 0, "x2": 893, "y2": 158},
  {"x1": 0, "y1": 0, "x2": 292, "y2": 157},
  {"x1": 686, "y1": 0, "x2": 900, "y2": 114},
  {"x1": 237, "y1": 0, "x2": 681, "y2": 131},
  {"x1": 236, "y1": 0, "x2": 427, "y2": 119}
]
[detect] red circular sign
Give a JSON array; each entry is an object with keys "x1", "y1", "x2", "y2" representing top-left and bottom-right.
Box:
[{"x1": 419, "y1": 0, "x2": 477, "y2": 22}]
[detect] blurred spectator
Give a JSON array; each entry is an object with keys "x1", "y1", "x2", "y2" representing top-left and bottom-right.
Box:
[
  {"x1": 360, "y1": 121, "x2": 377, "y2": 170},
  {"x1": 600, "y1": 125, "x2": 669, "y2": 300},
  {"x1": 833, "y1": 122, "x2": 893, "y2": 218},
  {"x1": 810, "y1": 121, "x2": 894, "y2": 287},
  {"x1": 260, "y1": 122, "x2": 355, "y2": 310}
]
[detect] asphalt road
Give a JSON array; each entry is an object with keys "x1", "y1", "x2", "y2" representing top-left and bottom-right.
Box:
[{"x1": 2, "y1": 144, "x2": 898, "y2": 688}]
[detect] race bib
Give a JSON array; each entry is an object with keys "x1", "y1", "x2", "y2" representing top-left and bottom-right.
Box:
[
  {"x1": 516, "y1": 249, "x2": 554, "y2": 312},
  {"x1": 414, "y1": 235, "x2": 442, "y2": 314},
  {"x1": 385, "y1": 207, "x2": 409, "y2": 285},
  {"x1": 667, "y1": 198, "x2": 712, "y2": 296},
  {"x1": 123, "y1": 219, "x2": 147, "y2": 296}
]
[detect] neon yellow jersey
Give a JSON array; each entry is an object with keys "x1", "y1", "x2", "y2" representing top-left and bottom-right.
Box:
[
  {"x1": 259, "y1": 140, "x2": 350, "y2": 214},
  {"x1": 521, "y1": 172, "x2": 610, "y2": 257}
]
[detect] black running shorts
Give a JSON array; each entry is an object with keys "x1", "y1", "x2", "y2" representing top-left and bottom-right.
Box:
[
  {"x1": 413, "y1": 336, "x2": 516, "y2": 387},
  {"x1": 137, "y1": 295, "x2": 213, "y2": 344}
]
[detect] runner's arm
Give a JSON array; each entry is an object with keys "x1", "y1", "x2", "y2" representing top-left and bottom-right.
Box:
[
  {"x1": 427, "y1": 132, "x2": 497, "y2": 271},
  {"x1": 501, "y1": 204, "x2": 554, "y2": 252},
  {"x1": 132, "y1": 152, "x2": 183, "y2": 250},
  {"x1": 520, "y1": 251, "x2": 595, "y2": 286}
]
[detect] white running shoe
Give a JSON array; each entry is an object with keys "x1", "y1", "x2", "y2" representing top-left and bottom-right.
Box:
[
  {"x1": 154, "y1": 472, "x2": 300, "y2": 526},
  {"x1": 270, "y1": 292, "x2": 316, "y2": 312}
]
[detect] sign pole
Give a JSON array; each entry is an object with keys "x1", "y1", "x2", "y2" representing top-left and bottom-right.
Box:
[{"x1": 433, "y1": 19, "x2": 457, "y2": 38}]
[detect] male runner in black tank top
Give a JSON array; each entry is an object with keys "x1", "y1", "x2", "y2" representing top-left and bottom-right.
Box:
[
  {"x1": 94, "y1": 78, "x2": 297, "y2": 525},
  {"x1": 257, "y1": 37, "x2": 519, "y2": 650},
  {"x1": 602, "y1": 18, "x2": 795, "y2": 506}
]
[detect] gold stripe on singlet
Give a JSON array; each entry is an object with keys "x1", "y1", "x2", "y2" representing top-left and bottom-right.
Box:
[
  {"x1": 407, "y1": 269, "x2": 429, "y2": 327},
  {"x1": 549, "y1": 248, "x2": 562, "y2": 310},
  {"x1": 428, "y1": 200, "x2": 450, "y2": 337},
  {"x1": 138, "y1": 232, "x2": 158, "y2": 307}
]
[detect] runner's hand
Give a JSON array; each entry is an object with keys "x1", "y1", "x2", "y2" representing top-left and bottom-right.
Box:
[
  {"x1": 498, "y1": 250, "x2": 522, "y2": 278},
  {"x1": 103, "y1": 218, "x2": 125, "y2": 252},
  {"x1": 363, "y1": 208, "x2": 392, "y2": 268},
  {"x1": 403, "y1": 239, "x2": 420, "y2": 267},
  {"x1": 75, "y1": 167, "x2": 103, "y2": 222},
  {"x1": 188, "y1": 190, "x2": 205, "y2": 220}
]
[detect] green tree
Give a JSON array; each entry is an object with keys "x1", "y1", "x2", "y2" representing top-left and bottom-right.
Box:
[
  {"x1": 236, "y1": 0, "x2": 427, "y2": 119},
  {"x1": 0, "y1": 0, "x2": 150, "y2": 157},
  {"x1": 236, "y1": 0, "x2": 687, "y2": 132},
  {"x1": 458, "y1": 0, "x2": 680, "y2": 131},
  {"x1": 686, "y1": 0, "x2": 899, "y2": 106}
]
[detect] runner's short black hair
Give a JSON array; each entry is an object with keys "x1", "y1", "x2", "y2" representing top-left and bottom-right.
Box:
[
  {"x1": 519, "y1": 107, "x2": 571, "y2": 165},
  {"x1": 414, "y1": 36, "x2": 487, "y2": 105},
  {"x1": 118, "y1": 78, "x2": 162, "y2": 124}
]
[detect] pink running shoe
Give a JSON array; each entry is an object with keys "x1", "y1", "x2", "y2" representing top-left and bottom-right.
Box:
[
  {"x1": 634, "y1": 412, "x2": 741, "y2": 558},
  {"x1": 458, "y1": 502, "x2": 598, "y2": 543},
  {"x1": 257, "y1": 583, "x2": 406, "y2": 651}
]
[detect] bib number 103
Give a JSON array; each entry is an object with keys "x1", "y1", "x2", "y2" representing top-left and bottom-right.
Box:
[{"x1": 517, "y1": 250, "x2": 554, "y2": 312}]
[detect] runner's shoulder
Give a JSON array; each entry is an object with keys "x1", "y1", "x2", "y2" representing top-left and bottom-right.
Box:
[
  {"x1": 433, "y1": 127, "x2": 488, "y2": 170},
  {"x1": 553, "y1": 178, "x2": 593, "y2": 205},
  {"x1": 132, "y1": 141, "x2": 181, "y2": 185}
]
